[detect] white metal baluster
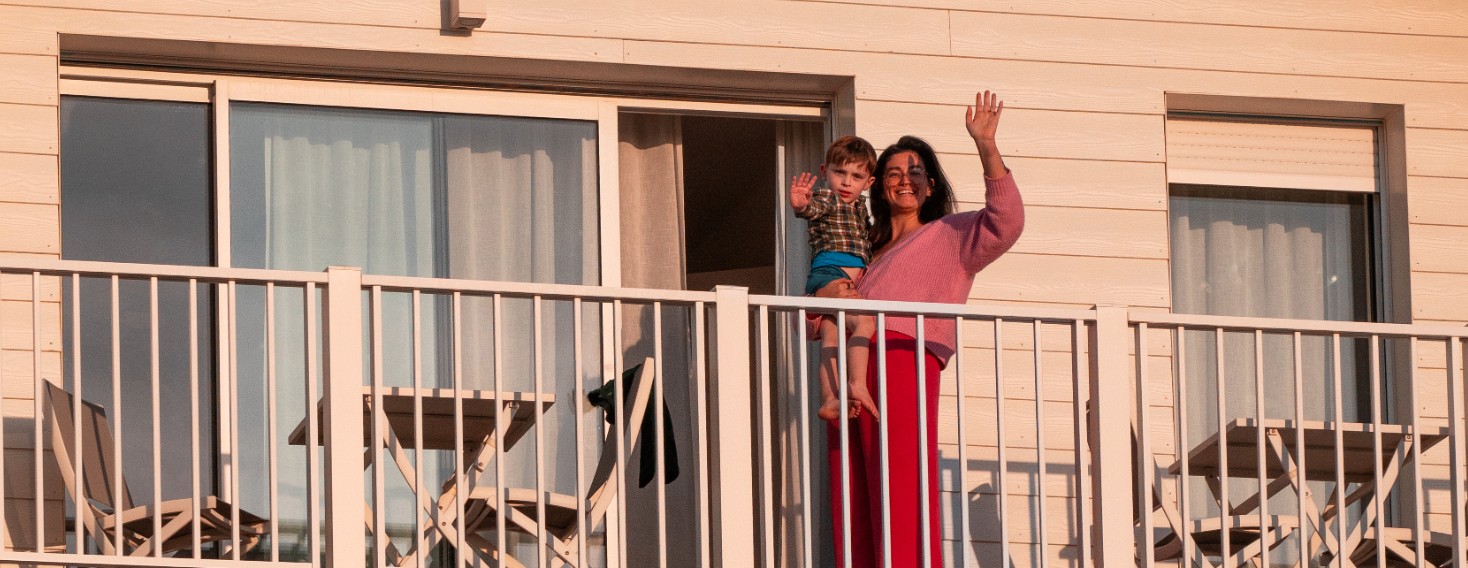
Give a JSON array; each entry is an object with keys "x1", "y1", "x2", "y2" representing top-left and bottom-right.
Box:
[
  {"x1": 1137, "y1": 323, "x2": 1155, "y2": 568},
  {"x1": 370, "y1": 287, "x2": 386, "y2": 567},
  {"x1": 71, "y1": 274, "x2": 85, "y2": 554},
  {"x1": 228, "y1": 281, "x2": 241, "y2": 560},
  {"x1": 610, "y1": 299, "x2": 625, "y2": 568},
  {"x1": 654, "y1": 302, "x2": 672, "y2": 568},
  {"x1": 31, "y1": 272, "x2": 43, "y2": 554},
  {"x1": 955, "y1": 318, "x2": 972, "y2": 568},
  {"x1": 1174, "y1": 327, "x2": 1193, "y2": 566},
  {"x1": 1033, "y1": 320, "x2": 1048, "y2": 566},
  {"x1": 150, "y1": 277, "x2": 162, "y2": 557},
  {"x1": 1409, "y1": 337, "x2": 1425, "y2": 567},
  {"x1": 876, "y1": 313, "x2": 891, "y2": 568},
  {"x1": 915, "y1": 315, "x2": 932, "y2": 568},
  {"x1": 797, "y1": 308, "x2": 813, "y2": 568},
  {"x1": 111, "y1": 275, "x2": 123, "y2": 554},
  {"x1": 1215, "y1": 327, "x2": 1229, "y2": 564},
  {"x1": 266, "y1": 283, "x2": 280, "y2": 562},
  {"x1": 1073, "y1": 320, "x2": 1091, "y2": 568},
  {"x1": 994, "y1": 318, "x2": 1011, "y2": 567},
  {"x1": 305, "y1": 282, "x2": 321, "y2": 567},
  {"x1": 451, "y1": 293, "x2": 466, "y2": 568},
  {"x1": 1331, "y1": 333, "x2": 1346, "y2": 565},
  {"x1": 1253, "y1": 330, "x2": 1269, "y2": 566},
  {"x1": 755, "y1": 305, "x2": 772, "y2": 568},
  {"x1": 189, "y1": 279, "x2": 201, "y2": 557},
  {"x1": 534, "y1": 295, "x2": 548, "y2": 568},
  {"x1": 1293, "y1": 332, "x2": 1308, "y2": 568},
  {"x1": 492, "y1": 293, "x2": 509, "y2": 566},
  {"x1": 412, "y1": 290, "x2": 425, "y2": 568},
  {"x1": 837, "y1": 309, "x2": 853, "y2": 568},
  {"x1": 694, "y1": 302, "x2": 710, "y2": 568},
  {"x1": 0, "y1": 270, "x2": 6, "y2": 552},
  {"x1": 1368, "y1": 335, "x2": 1383, "y2": 568},
  {"x1": 572, "y1": 298, "x2": 588, "y2": 568},
  {"x1": 1448, "y1": 337, "x2": 1466, "y2": 567}
]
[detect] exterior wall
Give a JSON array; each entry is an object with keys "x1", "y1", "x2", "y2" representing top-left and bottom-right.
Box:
[{"x1": 1, "y1": 0, "x2": 1466, "y2": 564}]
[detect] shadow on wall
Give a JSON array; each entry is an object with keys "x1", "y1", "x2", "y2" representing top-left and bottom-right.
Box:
[
  {"x1": 2, "y1": 414, "x2": 67, "y2": 553},
  {"x1": 947, "y1": 455, "x2": 1082, "y2": 568}
]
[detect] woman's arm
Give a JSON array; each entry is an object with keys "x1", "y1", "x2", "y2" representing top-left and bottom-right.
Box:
[
  {"x1": 966, "y1": 90, "x2": 1008, "y2": 179},
  {"x1": 961, "y1": 91, "x2": 1024, "y2": 272}
]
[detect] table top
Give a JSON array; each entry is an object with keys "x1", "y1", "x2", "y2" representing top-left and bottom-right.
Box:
[
  {"x1": 1170, "y1": 418, "x2": 1448, "y2": 482},
  {"x1": 287, "y1": 386, "x2": 556, "y2": 451}
]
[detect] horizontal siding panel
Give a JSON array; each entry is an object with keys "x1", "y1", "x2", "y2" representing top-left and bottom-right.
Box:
[
  {"x1": 1407, "y1": 128, "x2": 1468, "y2": 179},
  {"x1": 1006, "y1": 206, "x2": 1168, "y2": 259},
  {"x1": 0, "y1": 102, "x2": 56, "y2": 155},
  {"x1": 3, "y1": 0, "x2": 439, "y2": 29},
  {"x1": 949, "y1": 156, "x2": 1166, "y2": 212},
  {"x1": 857, "y1": 101, "x2": 1164, "y2": 163},
  {"x1": 1409, "y1": 176, "x2": 1468, "y2": 227},
  {"x1": 0, "y1": 54, "x2": 56, "y2": 106},
  {"x1": 970, "y1": 253, "x2": 1170, "y2": 308},
  {"x1": 0, "y1": 12, "x2": 58, "y2": 56},
  {"x1": 938, "y1": 444, "x2": 1082, "y2": 499},
  {"x1": 950, "y1": 11, "x2": 1468, "y2": 83},
  {"x1": 0, "y1": 448, "x2": 64, "y2": 499},
  {"x1": 1413, "y1": 272, "x2": 1468, "y2": 321},
  {"x1": 0, "y1": 152, "x2": 58, "y2": 204},
  {"x1": 943, "y1": 541, "x2": 1079, "y2": 568},
  {"x1": 1, "y1": 350, "x2": 61, "y2": 399},
  {"x1": 487, "y1": 0, "x2": 948, "y2": 55},
  {"x1": 625, "y1": 40, "x2": 1468, "y2": 131},
  {"x1": 1410, "y1": 224, "x2": 1468, "y2": 274},
  {"x1": 938, "y1": 396, "x2": 1079, "y2": 451},
  {"x1": 0, "y1": 299, "x2": 62, "y2": 351},
  {"x1": 4, "y1": 7, "x2": 623, "y2": 63},
  {"x1": 942, "y1": 492, "x2": 1082, "y2": 545},
  {"x1": 797, "y1": 0, "x2": 1468, "y2": 38},
  {"x1": 0, "y1": 202, "x2": 58, "y2": 254},
  {"x1": 0, "y1": 272, "x2": 62, "y2": 302},
  {"x1": 943, "y1": 348, "x2": 1087, "y2": 403}
]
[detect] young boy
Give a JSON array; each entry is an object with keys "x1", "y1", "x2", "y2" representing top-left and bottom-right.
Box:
[{"x1": 789, "y1": 135, "x2": 880, "y2": 422}]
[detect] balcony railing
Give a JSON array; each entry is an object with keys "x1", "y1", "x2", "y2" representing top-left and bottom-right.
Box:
[{"x1": 0, "y1": 258, "x2": 1464, "y2": 567}]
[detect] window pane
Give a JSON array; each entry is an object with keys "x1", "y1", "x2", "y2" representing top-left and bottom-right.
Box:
[{"x1": 59, "y1": 96, "x2": 216, "y2": 506}]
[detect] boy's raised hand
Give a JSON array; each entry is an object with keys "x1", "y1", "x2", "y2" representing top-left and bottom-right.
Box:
[{"x1": 789, "y1": 172, "x2": 817, "y2": 211}]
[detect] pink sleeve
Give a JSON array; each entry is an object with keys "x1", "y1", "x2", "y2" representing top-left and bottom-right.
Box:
[{"x1": 959, "y1": 171, "x2": 1025, "y2": 274}]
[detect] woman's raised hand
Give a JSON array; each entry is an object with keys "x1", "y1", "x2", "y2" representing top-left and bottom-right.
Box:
[{"x1": 964, "y1": 90, "x2": 1004, "y2": 143}]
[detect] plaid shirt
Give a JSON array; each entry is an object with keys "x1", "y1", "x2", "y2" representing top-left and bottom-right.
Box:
[{"x1": 795, "y1": 186, "x2": 871, "y2": 263}]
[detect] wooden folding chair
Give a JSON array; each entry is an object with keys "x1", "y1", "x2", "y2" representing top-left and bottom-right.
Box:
[
  {"x1": 447, "y1": 356, "x2": 659, "y2": 568},
  {"x1": 44, "y1": 381, "x2": 269, "y2": 557}
]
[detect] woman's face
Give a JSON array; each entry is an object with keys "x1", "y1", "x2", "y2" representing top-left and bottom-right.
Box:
[{"x1": 881, "y1": 150, "x2": 932, "y2": 214}]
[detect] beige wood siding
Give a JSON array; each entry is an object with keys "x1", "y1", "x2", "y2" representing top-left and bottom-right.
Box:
[{"x1": 0, "y1": 0, "x2": 1466, "y2": 564}]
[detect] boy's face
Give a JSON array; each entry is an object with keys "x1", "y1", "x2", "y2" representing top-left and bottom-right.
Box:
[{"x1": 819, "y1": 160, "x2": 875, "y2": 204}]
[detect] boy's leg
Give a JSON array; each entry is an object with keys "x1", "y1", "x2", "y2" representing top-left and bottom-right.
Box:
[
  {"x1": 844, "y1": 313, "x2": 878, "y2": 418},
  {"x1": 817, "y1": 315, "x2": 844, "y2": 421}
]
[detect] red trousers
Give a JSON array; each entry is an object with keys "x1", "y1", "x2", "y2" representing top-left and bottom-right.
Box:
[{"x1": 827, "y1": 330, "x2": 943, "y2": 568}]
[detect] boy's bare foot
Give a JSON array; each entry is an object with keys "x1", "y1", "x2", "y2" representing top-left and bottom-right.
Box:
[{"x1": 818, "y1": 398, "x2": 844, "y2": 422}]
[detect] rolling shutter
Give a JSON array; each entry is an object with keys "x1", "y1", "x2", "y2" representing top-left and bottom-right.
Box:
[{"x1": 1165, "y1": 118, "x2": 1378, "y2": 192}]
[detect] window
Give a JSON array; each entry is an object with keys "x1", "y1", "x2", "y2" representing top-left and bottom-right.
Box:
[
  {"x1": 1167, "y1": 114, "x2": 1386, "y2": 447},
  {"x1": 58, "y1": 67, "x2": 828, "y2": 563}
]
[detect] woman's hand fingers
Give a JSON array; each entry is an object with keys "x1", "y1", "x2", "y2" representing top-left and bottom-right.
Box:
[{"x1": 965, "y1": 90, "x2": 1003, "y2": 142}]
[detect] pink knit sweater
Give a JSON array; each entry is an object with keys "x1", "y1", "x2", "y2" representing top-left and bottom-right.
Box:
[{"x1": 854, "y1": 171, "x2": 1024, "y2": 366}]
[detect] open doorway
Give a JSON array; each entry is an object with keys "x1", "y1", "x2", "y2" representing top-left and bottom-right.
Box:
[{"x1": 681, "y1": 115, "x2": 780, "y2": 294}]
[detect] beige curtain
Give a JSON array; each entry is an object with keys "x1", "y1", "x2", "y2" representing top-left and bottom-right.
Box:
[
  {"x1": 616, "y1": 113, "x2": 698, "y2": 568},
  {"x1": 772, "y1": 120, "x2": 829, "y2": 568}
]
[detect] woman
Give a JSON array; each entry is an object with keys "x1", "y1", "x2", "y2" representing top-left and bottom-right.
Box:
[{"x1": 820, "y1": 91, "x2": 1023, "y2": 567}]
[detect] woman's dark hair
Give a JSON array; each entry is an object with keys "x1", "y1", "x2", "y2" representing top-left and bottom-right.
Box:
[{"x1": 868, "y1": 135, "x2": 956, "y2": 253}]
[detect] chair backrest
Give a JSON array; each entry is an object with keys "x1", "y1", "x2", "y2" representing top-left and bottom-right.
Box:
[
  {"x1": 44, "y1": 381, "x2": 134, "y2": 512},
  {"x1": 581, "y1": 356, "x2": 657, "y2": 533}
]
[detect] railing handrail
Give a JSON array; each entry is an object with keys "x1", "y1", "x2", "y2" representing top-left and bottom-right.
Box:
[
  {"x1": 0, "y1": 257, "x2": 328, "y2": 284},
  {"x1": 750, "y1": 293, "x2": 1099, "y2": 323},
  {"x1": 360, "y1": 273, "x2": 718, "y2": 304},
  {"x1": 1131, "y1": 309, "x2": 1468, "y2": 338}
]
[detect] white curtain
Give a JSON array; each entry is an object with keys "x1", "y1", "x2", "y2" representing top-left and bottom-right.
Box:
[
  {"x1": 1170, "y1": 185, "x2": 1366, "y2": 533},
  {"x1": 231, "y1": 104, "x2": 600, "y2": 561}
]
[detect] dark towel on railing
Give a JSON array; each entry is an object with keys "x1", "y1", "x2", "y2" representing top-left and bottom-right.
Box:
[{"x1": 587, "y1": 363, "x2": 680, "y2": 487}]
